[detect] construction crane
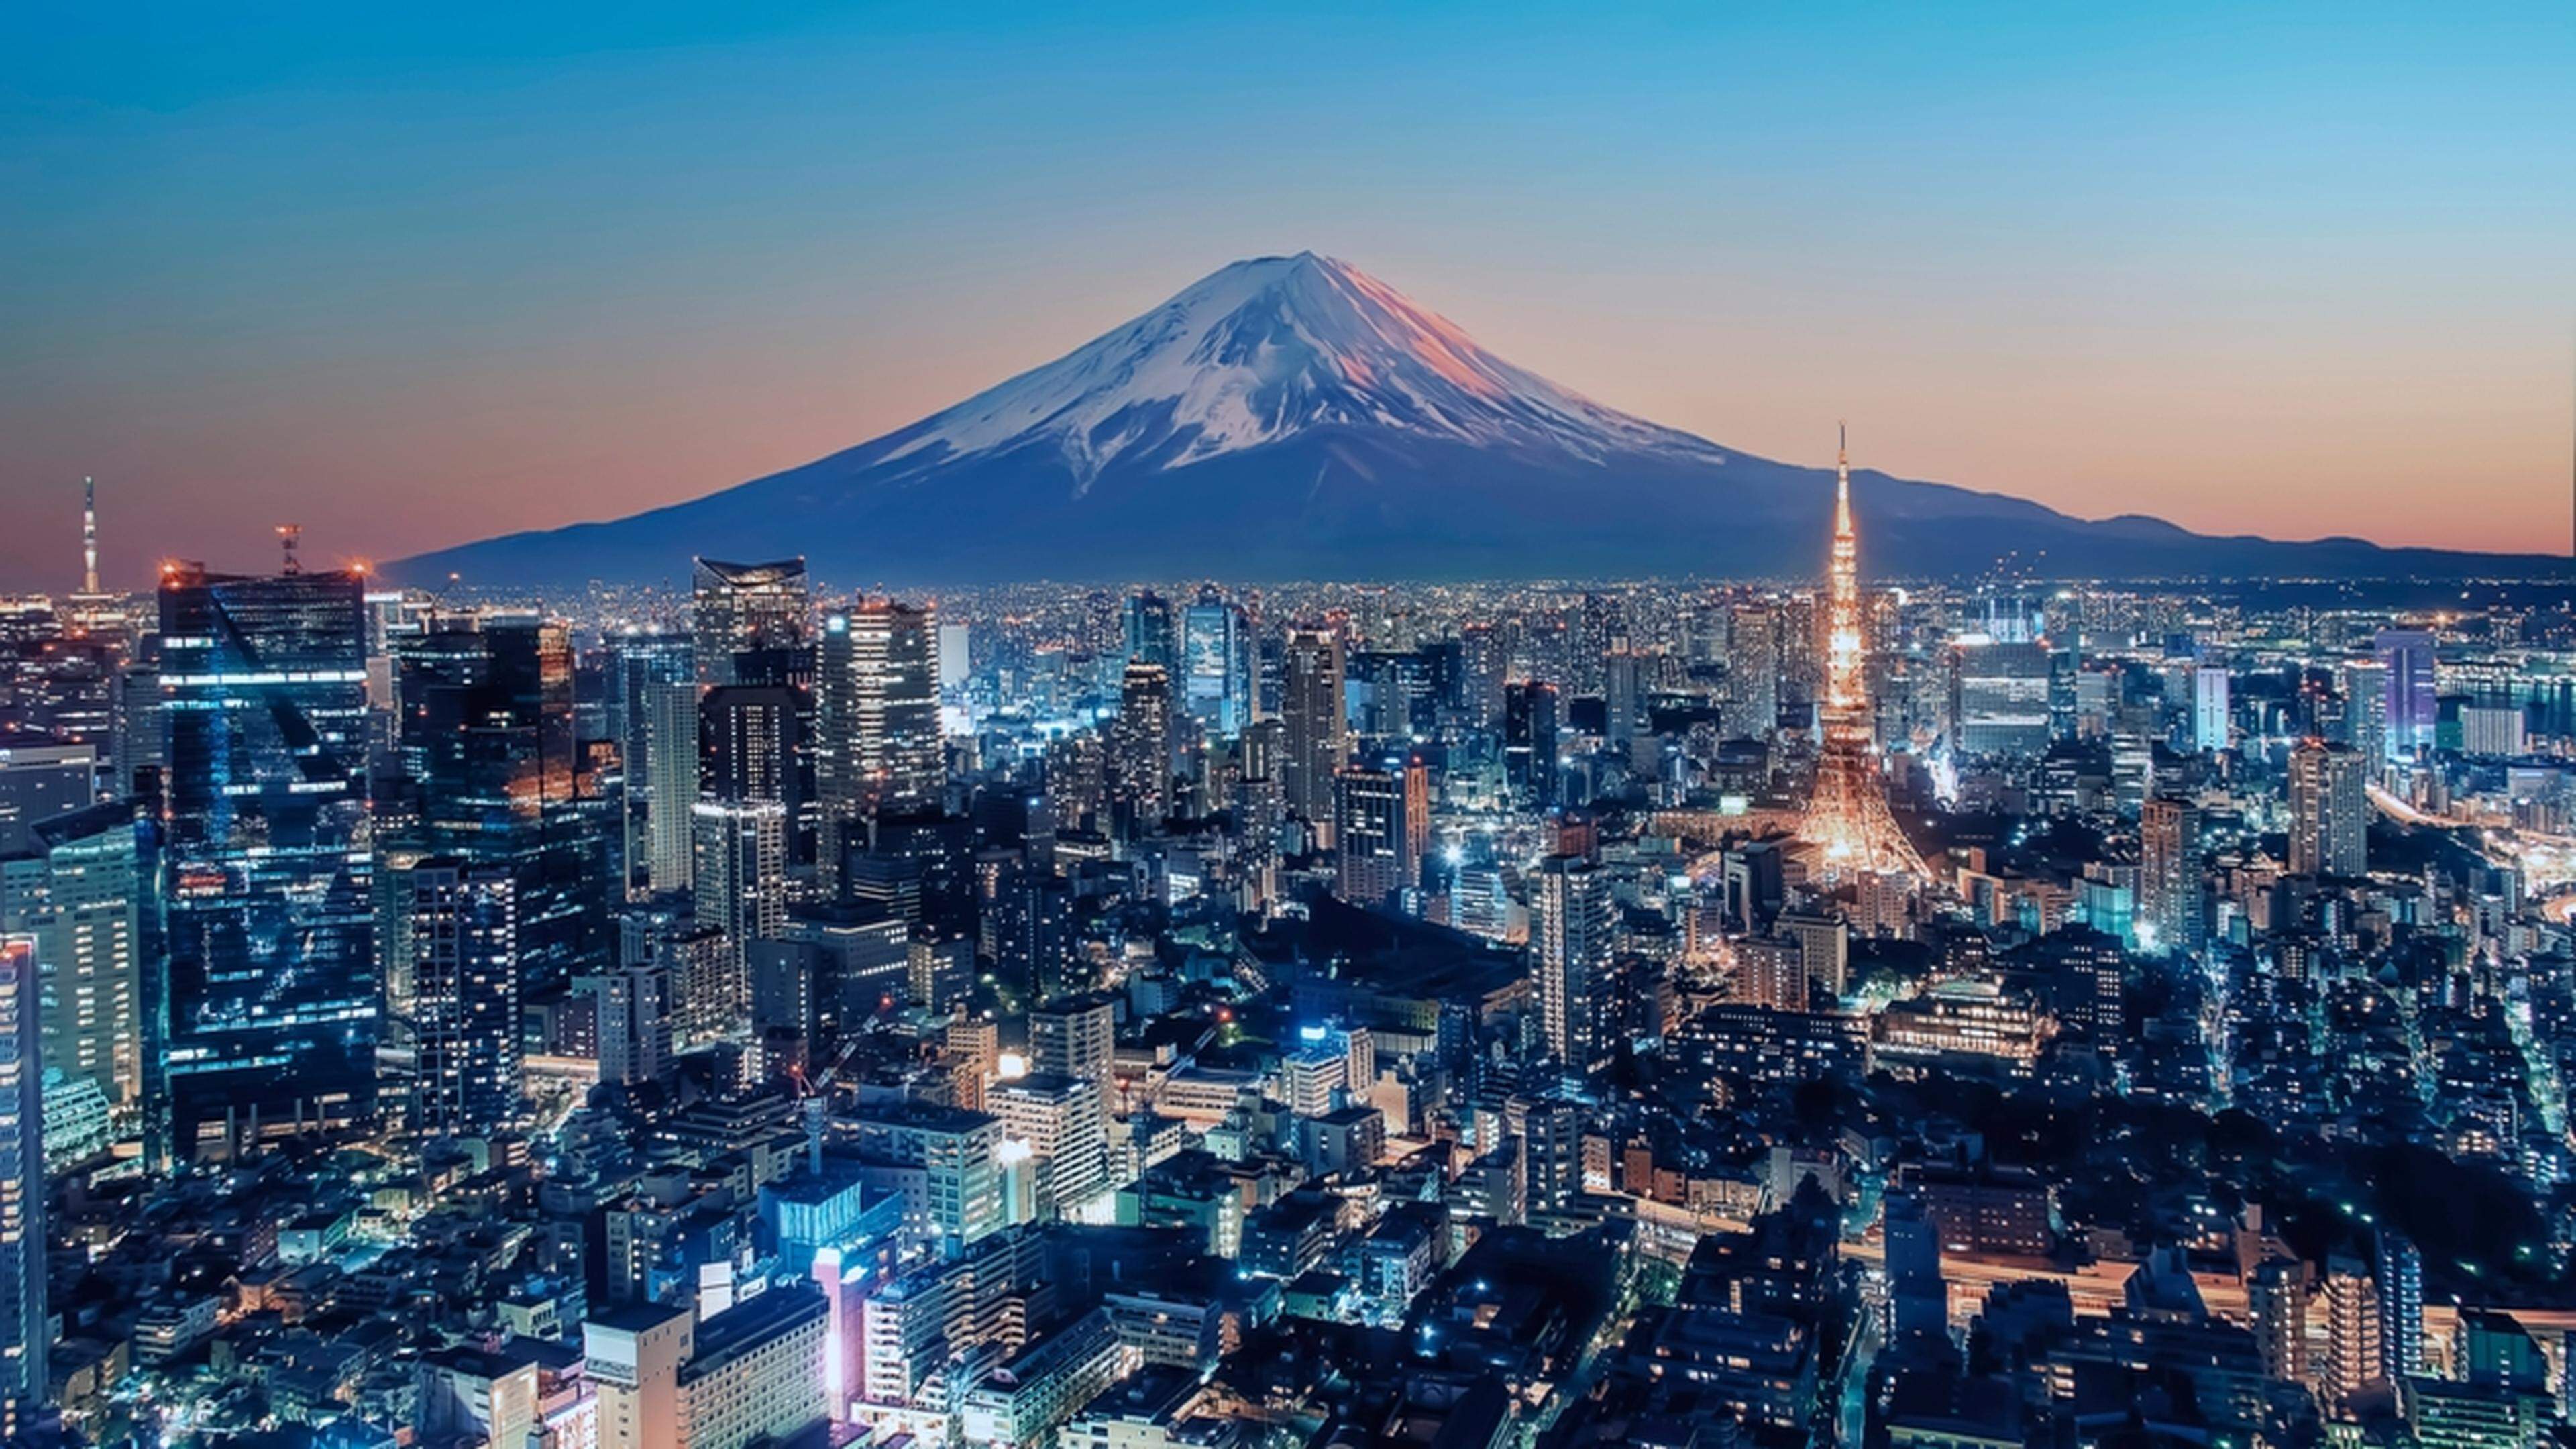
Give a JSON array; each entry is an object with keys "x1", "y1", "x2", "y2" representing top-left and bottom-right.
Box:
[{"x1": 791, "y1": 1032, "x2": 871, "y2": 1176}]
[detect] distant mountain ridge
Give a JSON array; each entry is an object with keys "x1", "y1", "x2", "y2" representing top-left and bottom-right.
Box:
[{"x1": 396, "y1": 252, "x2": 2568, "y2": 586}]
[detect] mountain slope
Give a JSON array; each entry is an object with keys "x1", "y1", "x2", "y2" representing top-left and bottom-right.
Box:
[{"x1": 397, "y1": 252, "x2": 2567, "y2": 586}]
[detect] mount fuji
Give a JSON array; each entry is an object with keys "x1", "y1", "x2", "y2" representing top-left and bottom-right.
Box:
[{"x1": 398, "y1": 252, "x2": 2561, "y2": 586}]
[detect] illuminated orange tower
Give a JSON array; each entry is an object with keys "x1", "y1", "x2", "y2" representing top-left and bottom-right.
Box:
[{"x1": 1803, "y1": 425, "x2": 1927, "y2": 879}]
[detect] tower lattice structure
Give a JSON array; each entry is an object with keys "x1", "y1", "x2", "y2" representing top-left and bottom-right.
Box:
[{"x1": 1802, "y1": 426, "x2": 1928, "y2": 880}]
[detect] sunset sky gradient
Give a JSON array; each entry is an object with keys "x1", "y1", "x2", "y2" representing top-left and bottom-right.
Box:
[{"x1": 4, "y1": 1, "x2": 2573, "y2": 586}]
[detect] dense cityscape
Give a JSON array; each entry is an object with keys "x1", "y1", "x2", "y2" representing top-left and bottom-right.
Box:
[{"x1": 0, "y1": 459, "x2": 2567, "y2": 1449}]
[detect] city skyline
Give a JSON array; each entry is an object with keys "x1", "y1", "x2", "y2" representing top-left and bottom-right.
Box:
[
  {"x1": 16, "y1": 11, "x2": 2576, "y2": 1448},
  {"x1": 7, "y1": 3, "x2": 2576, "y2": 586},
  {"x1": 10, "y1": 501, "x2": 2576, "y2": 1444}
]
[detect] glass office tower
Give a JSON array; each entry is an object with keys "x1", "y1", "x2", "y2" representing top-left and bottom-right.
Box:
[{"x1": 160, "y1": 564, "x2": 376, "y2": 1157}]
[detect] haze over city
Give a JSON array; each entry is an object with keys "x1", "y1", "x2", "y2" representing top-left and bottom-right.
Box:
[{"x1": 6, "y1": 2, "x2": 2575, "y2": 584}]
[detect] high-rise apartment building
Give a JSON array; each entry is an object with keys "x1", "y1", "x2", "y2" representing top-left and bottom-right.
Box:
[
  {"x1": 2337, "y1": 658, "x2": 2388, "y2": 767},
  {"x1": 695, "y1": 682, "x2": 799, "y2": 1001},
  {"x1": 2138, "y1": 797, "x2": 2202, "y2": 958},
  {"x1": 1532, "y1": 853, "x2": 1614, "y2": 1081},
  {"x1": 1280, "y1": 630, "x2": 1347, "y2": 845},
  {"x1": 2288, "y1": 739, "x2": 2368, "y2": 878},
  {"x1": 700, "y1": 684, "x2": 800, "y2": 810},
  {"x1": 1573, "y1": 592, "x2": 1623, "y2": 696},
  {"x1": 1723, "y1": 602, "x2": 1778, "y2": 740},
  {"x1": 1108, "y1": 662, "x2": 1171, "y2": 835},
  {"x1": 2322, "y1": 1255, "x2": 2383, "y2": 1413},
  {"x1": 691, "y1": 799, "x2": 785, "y2": 1026},
  {"x1": 409, "y1": 860, "x2": 524, "y2": 1137},
  {"x1": 1733, "y1": 936, "x2": 1806, "y2": 1012},
  {"x1": 2377, "y1": 1230, "x2": 2423, "y2": 1384}
]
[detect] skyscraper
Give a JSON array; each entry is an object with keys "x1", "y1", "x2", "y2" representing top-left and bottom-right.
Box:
[
  {"x1": 1121, "y1": 590, "x2": 1177, "y2": 673},
  {"x1": 2138, "y1": 797, "x2": 2202, "y2": 958},
  {"x1": 1332, "y1": 766, "x2": 1404, "y2": 907},
  {"x1": 1400, "y1": 753, "x2": 1430, "y2": 889},
  {"x1": 2192, "y1": 664, "x2": 2230, "y2": 754},
  {"x1": 610, "y1": 631, "x2": 697, "y2": 897},
  {"x1": 2288, "y1": 739, "x2": 2367, "y2": 878},
  {"x1": 0, "y1": 939, "x2": 41, "y2": 1422},
  {"x1": 696, "y1": 684, "x2": 798, "y2": 1004},
  {"x1": 1532, "y1": 853, "x2": 1614, "y2": 1081},
  {"x1": 0, "y1": 800, "x2": 146, "y2": 1124},
  {"x1": 1503, "y1": 680, "x2": 1560, "y2": 810},
  {"x1": 816, "y1": 599, "x2": 943, "y2": 883},
  {"x1": 690, "y1": 800, "x2": 784, "y2": 1032},
  {"x1": 702, "y1": 685, "x2": 801, "y2": 813},
  {"x1": 390, "y1": 614, "x2": 610, "y2": 998},
  {"x1": 1280, "y1": 629, "x2": 1346, "y2": 845},
  {"x1": 1108, "y1": 662, "x2": 1172, "y2": 835},
  {"x1": 160, "y1": 563, "x2": 377, "y2": 1157},
  {"x1": 2373, "y1": 628, "x2": 2436, "y2": 763},
  {"x1": 1723, "y1": 602, "x2": 1779, "y2": 740},
  {"x1": 1180, "y1": 588, "x2": 1252, "y2": 739},
  {"x1": 692, "y1": 557, "x2": 810, "y2": 688},
  {"x1": 2337, "y1": 657, "x2": 2388, "y2": 767},
  {"x1": 1573, "y1": 591, "x2": 1622, "y2": 695},
  {"x1": 408, "y1": 860, "x2": 523, "y2": 1137}
]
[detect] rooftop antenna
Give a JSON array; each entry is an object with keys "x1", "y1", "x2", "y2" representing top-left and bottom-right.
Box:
[
  {"x1": 80, "y1": 478, "x2": 98, "y2": 595},
  {"x1": 276, "y1": 523, "x2": 303, "y2": 576}
]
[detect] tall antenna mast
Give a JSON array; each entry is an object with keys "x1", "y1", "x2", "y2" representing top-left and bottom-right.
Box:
[
  {"x1": 80, "y1": 478, "x2": 98, "y2": 595},
  {"x1": 276, "y1": 523, "x2": 303, "y2": 577}
]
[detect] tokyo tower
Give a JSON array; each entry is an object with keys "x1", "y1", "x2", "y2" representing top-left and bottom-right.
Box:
[{"x1": 1803, "y1": 425, "x2": 1928, "y2": 880}]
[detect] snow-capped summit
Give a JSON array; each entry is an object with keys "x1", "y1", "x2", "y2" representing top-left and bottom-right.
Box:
[
  {"x1": 396, "y1": 254, "x2": 2563, "y2": 586},
  {"x1": 869, "y1": 251, "x2": 1725, "y2": 486}
]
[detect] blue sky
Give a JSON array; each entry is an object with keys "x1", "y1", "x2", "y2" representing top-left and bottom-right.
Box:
[{"x1": 4, "y1": 1, "x2": 2572, "y2": 583}]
